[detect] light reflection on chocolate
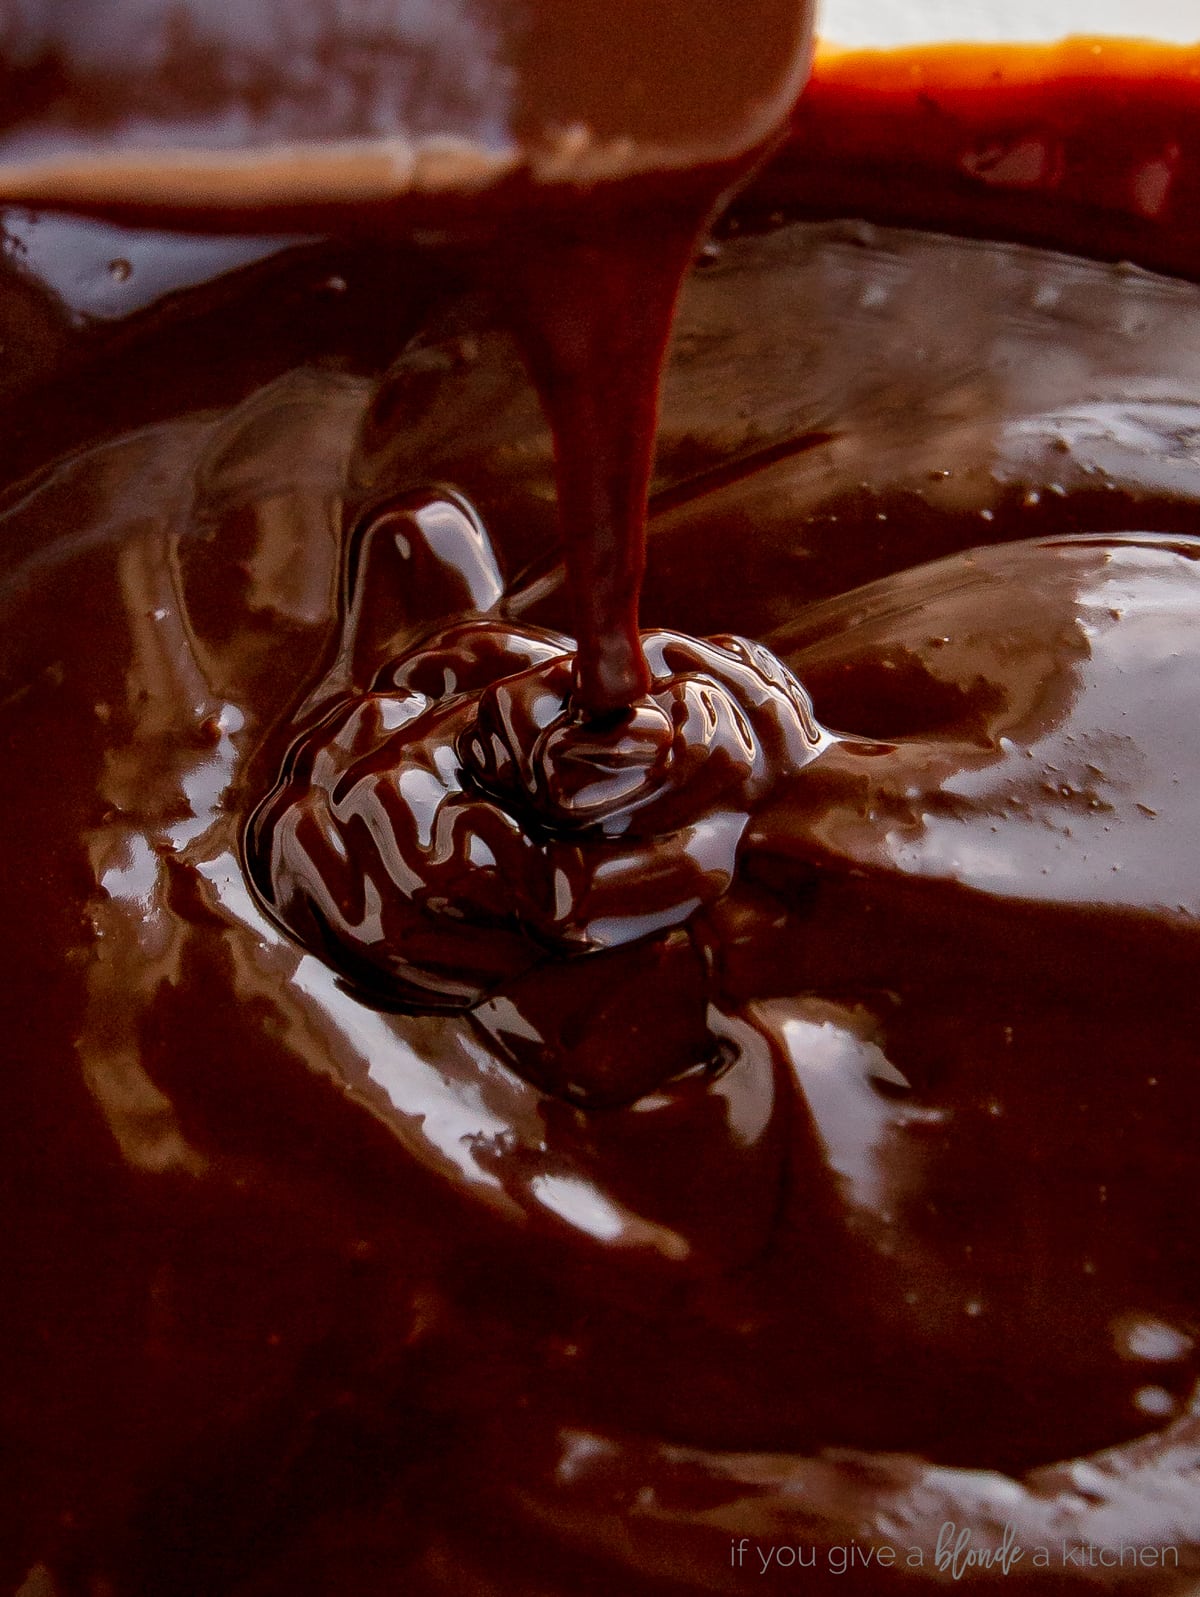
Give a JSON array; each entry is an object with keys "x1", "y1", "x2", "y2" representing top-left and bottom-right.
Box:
[{"x1": 4, "y1": 23, "x2": 1200, "y2": 1597}]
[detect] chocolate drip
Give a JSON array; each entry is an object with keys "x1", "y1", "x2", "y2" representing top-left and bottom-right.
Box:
[{"x1": 498, "y1": 208, "x2": 708, "y2": 712}]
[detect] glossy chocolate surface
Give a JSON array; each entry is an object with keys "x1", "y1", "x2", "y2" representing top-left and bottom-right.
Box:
[{"x1": 4, "y1": 27, "x2": 1200, "y2": 1597}]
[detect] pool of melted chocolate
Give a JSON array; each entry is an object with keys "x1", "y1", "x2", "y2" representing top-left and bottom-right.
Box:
[{"x1": 5, "y1": 37, "x2": 1200, "y2": 1597}]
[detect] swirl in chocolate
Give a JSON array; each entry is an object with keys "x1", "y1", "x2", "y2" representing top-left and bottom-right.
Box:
[{"x1": 250, "y1": 494, "x2": 828, "y2": 1100}]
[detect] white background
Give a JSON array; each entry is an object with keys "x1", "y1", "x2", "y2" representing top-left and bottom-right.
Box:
[{"x1": 820, "y1": 0, "x2": 1199, "y2": 45}]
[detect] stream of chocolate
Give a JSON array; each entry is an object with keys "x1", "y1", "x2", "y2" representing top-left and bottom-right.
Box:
[
  {"x1": 247, "y1": 165, "x2": 842, "y2": 1051},
  {"x1": 499, "y1": 208, "x2": 703, "y2": 713}
]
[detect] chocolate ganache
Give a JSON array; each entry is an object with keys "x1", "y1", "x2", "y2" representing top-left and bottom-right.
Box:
[{"x1": 4, "y1": 11, "x2": 1200, "y2": 1597}]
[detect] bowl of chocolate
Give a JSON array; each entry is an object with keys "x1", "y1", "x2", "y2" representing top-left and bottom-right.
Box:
[{"x1": 4, "y1": 0, "x2": 1200, "y2": 1592}]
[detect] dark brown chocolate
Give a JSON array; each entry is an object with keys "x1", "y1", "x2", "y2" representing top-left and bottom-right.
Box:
[{"x1": 3, "y1": 25, "x2": 1200, "y2": 1597}]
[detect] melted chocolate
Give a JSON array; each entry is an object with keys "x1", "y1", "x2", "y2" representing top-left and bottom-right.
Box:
[
  {"x1": 4, "y1": 24, "x2": 1200, "y2": 1597},
  {"x1": 248, "y1": 490, "x2": 827, "y2": 1099},
  {"x1": 495, "y1": 208, "x2": 706, "y2": 712}
]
